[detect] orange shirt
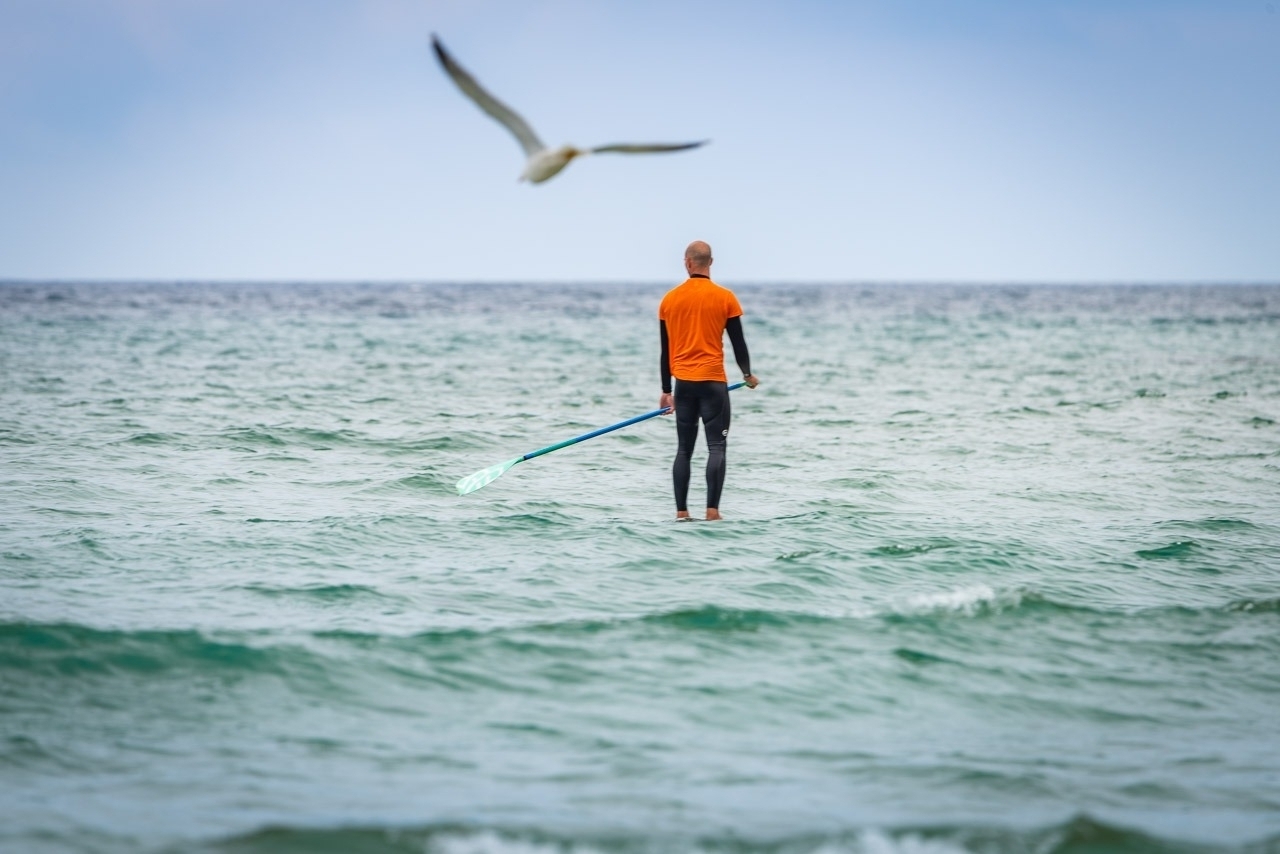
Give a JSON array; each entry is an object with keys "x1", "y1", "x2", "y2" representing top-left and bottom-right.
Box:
[{"x1": 659, "y1": 277, "x2": 744, "y2": 383}]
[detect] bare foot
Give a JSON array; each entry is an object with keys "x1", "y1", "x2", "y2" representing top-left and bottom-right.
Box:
[
  {"x1": 705, "y1": 508, "x2": 722, "y2": 521},
  {"x1": 675, "y1": 510, "x2": 692, "y2": 521}
]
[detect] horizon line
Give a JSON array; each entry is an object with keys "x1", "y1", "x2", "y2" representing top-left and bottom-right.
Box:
[{"x1": 3, "y1": 278, "x2": 1279, "y2": 288}]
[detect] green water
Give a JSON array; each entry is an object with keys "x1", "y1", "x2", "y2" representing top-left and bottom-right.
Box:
[{"x1": 2, "y1": 282, "x2": 1279, "y2": 853}]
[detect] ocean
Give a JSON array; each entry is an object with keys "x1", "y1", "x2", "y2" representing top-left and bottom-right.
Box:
[{"x1": 1, "y1": 281, "x2": 1278, "y2": 853}]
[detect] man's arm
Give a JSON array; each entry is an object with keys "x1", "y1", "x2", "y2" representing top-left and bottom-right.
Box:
[
  {"x1": 725, "y1": 316, "x2": 752, "y2": 379},
  {"x1": 658, "y1": 320, "x2": 674, "y2": 412},
  {"x1": 725, "y1": 316, "x2": 760, "y2": 388},
  {"x1": 659, "y1": 320, "x2": 672, "y2": 393}
]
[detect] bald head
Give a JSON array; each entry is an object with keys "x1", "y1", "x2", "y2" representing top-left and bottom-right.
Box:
[{"x1": 684, "y1": 241, "x2": 713, "y2": 275}]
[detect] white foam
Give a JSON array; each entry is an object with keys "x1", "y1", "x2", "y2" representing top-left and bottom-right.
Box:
[
  {"x1": 851, "y1": 829, "x2": 976, "y2": 854},
  {"x1": 425, "y1": 829, "x2": 978, "y2": 854},
  {"x1": 428, "y1": 829, "x2": 608, "y2": 854},
  {"x1": 898, "y1": 584, "x2": 1021, "y2": 616}
]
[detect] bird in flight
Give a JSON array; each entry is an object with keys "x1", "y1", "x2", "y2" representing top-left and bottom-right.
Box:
[{"x1": 431, "y1": 35, "x2": 707, "y2": 185}]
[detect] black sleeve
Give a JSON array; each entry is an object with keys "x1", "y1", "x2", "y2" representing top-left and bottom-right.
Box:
[
  {"x1": 659, "y1": 320, "x2": 672, "y2": 394},
  {"x1": 725, "y1": 315, "x2": 751, "y2": 378}
]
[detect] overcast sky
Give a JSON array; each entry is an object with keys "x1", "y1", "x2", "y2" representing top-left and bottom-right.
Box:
[{"x1": 2, "y1": 0, "x2": 1278, "y2": 283}]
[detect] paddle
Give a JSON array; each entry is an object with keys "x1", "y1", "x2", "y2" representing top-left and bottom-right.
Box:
[{"x1": 456, "y1": 381, "x2": 747, "y2": 496}]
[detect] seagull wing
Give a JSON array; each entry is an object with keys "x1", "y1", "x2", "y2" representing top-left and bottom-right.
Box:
[
  {"x1": 431, "y1": 35, "x2": 545, "y2": 157},
  {"x1": 589, "y1": 141, "x2": 709, "y2": 154}
]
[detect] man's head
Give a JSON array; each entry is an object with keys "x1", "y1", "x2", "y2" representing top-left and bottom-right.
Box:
[{"x1": 684, "y1": 240, "x2": 713, "y2": 276}]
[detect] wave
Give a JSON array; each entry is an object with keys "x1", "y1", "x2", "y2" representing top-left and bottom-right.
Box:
[
  {"x1": 236, "y1": 582, "x2": 398, "y2": 603},
  {"x1": 191, "y1": 814, "x2": 1277, "y2": 854},
  {"x1": 1136, "y1": 541, "x2": 1201, "y2": 560},
  {"x1": 215, "y1": 425, "x2": 480, "y2": 455},
  {"x1": 1225, "y1": 596, "x2": 1280, "y2": 614},
  {"x1": 5, "y1": 589, "x2": 1275, "y2": 683},
  {"x1": 891, "y1": 583, "x2": 1023, "y2": 616},
  {"x1": 871, "y1": 540, "x2": 960, "y2": 557},
  {"x1": 1154, "y1": 518, "x2": 1261, "y2": 531},
  {"x1": 0, "y1": 622, "x2": 297, "y2": 679}
]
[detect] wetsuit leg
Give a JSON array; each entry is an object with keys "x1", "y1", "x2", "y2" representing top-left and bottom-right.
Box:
[
  {"x1": 672, "y1": 381, "x2": 731, "y2": 511},
  {"x1": 699, "y1": 383, "x2": 731, "y2": 510},
  {"x1": 672, "y1": 382, "x2": 700, "y2": 512}
]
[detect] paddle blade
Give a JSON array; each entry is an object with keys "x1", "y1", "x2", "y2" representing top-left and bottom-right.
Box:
[{"x1": 456, "y1": 457, "x2": 521, "y2": 496}]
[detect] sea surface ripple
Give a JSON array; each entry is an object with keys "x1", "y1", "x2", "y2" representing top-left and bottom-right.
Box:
[{"x1": 2, "y1": 282, "x2": 1279, "y2": 853}]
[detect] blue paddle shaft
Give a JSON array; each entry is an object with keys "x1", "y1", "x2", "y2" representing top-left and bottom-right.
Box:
[{"x1": 521, "y1": 381, "x2": 747, "y2": 462}]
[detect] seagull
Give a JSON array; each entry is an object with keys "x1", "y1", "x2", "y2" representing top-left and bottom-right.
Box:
[{"x1": 431, "y1": 34, "x2": 708, "y2": 184}]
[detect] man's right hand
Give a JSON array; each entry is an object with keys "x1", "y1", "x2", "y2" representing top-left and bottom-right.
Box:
[{"x1": 659, "y1": 392, "x2": 674, "y2": 413}]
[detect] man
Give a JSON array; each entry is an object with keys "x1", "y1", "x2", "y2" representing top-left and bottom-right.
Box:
[{"x1": 658, "y1": 240, "x2": 760, "y2": 521}]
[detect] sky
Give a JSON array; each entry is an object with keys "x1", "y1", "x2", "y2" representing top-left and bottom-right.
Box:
[{"x1": 1, "y1": 0, "x2": 1278, "y2": 283}]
